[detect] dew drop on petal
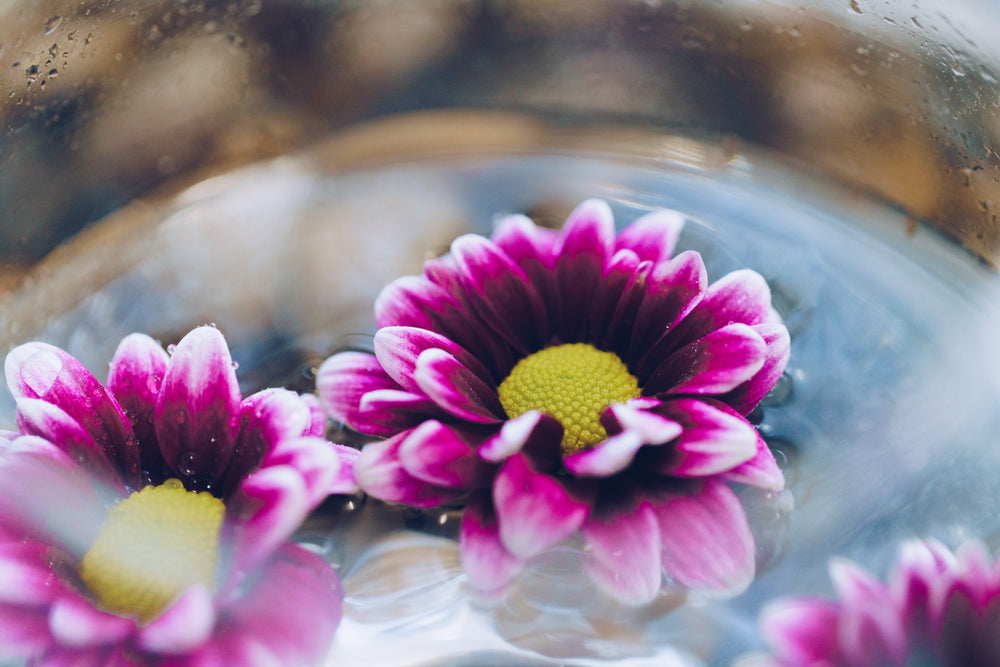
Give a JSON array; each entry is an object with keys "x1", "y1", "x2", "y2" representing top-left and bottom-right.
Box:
[
  {"x1": 177, "y1": 450, "x2": 199, "y2": 477},
  {"x1": 174, "y1": 408, "x2": 187, "y2": 424},
  {"x1": 166, "y1": 344, "x2": 177, "y2": 355}
]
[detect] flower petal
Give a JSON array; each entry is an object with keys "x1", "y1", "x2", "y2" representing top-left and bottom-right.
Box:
[
  {"x1": 760, "y1": 597, "x2": 845, "y2": 665},
  {"x1": 581, "y1": 502, "x2": 663, "y2": 605},
  {"x1": 722, "y1": 429, "x2": 786, "y2": 492},
  {"x1": 830, "y1": 559, "x2": 908, "y2": 666},
  {"x1": 261, "y1": 436, "x2": 358, "y2": 505},
  {"x1": 414, "y1": 348, "x2": 505, "y2": 423},
  {"x1": 478, "y1": 410, "x2": 561, "y2": 463},
  {"x1": 654, "y1": 398, "x2": 759, "y2": 477},
  {"x1": 155, "y1": 327, "x2": 241, "y2": 487},
  {"x1": 493, "y1": 453, "x2": 590, "y2": 560},
  {"x1": 647, "y1": 323, "x2": 766, "y2": 396},
  {"x1": 667, "y1": 268, "x2": 775, "y2": 348},
  {"x1": 353, "y1": 432, "x2": 463, "y2": 508},
  {"x1": 49, "y1": 594, "x2": 135, "y2": 648},
  {"x1": 374, "y1": 326, "x2": 495, "y2": 393},
  {"x1": 5, "y1": 342, "x2": 140, "y2": 486},
  {"x1": 397, "y1": 420, "x2": 477, "y2": 488},
  {"x1": 0, "y1": 603, "x2": 53, "y2": 658},
  {"x1": 107, "y1": 333, "x2": 171, "y2": 479},
  {"x1": 491, "y1": 214, "x2": 560, "y2": 322},
  {"x1": 654, "y1": 480, "x2": 755, "y2": 592},
  {"x1": 720, "y1": 322, "x2": 792, "y2": 414},
  {"x1": 565, "y1": 404, "x2": 682, "y2": 477},
  {"x1": 137, "y1": 585, "x2": 215, "y2": 655},
  {"x1": 0, "y1": 542, "x2": 72, "y2": 605},
  {"x1": 615, "y1": 208, "x2": 686, "y2": 264},
  {"x1": 460, "y1": 493, "x2": 526, "y2": 599},
  {"x1": 298, "y1": 393, "x2": 328, "y2": 438},
  {"x1": 553, "y1": 199, "x2": 616, "y2": 341}
]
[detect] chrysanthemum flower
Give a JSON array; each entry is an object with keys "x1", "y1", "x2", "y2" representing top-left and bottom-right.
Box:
[
  {"x1": 317, "y1": 199, "x2": 790, "y2": 604},
  {"x1": 758, "y1": 539, "x2": 1000, "y2": 667},
  {"x1": 0, "y1": 326, "x2": 358, "y2": 666}
]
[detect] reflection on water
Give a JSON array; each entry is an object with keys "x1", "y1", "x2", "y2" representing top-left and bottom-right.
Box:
[{"x1": 1, "y1": 123, "x2": 999, "y2": 665}]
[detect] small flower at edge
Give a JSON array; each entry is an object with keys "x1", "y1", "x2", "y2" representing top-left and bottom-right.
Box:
[
  {"x1": 317, "y1": 199, "x2": 791, "y2": 605},
  {"x1": 0, "y1": 326, "x2": 359, "y2": 666}
]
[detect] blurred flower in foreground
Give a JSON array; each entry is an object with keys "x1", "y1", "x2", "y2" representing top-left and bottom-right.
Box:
[
  {"x1": 318, "y1": 199, "x2": 790, "y2": 604},
  {"x1": 0, "y1": 326, "x2": 357, "y2": 666},
  {"x1": 757, "y1": 539, "x2": 1000, "y2": 666}
]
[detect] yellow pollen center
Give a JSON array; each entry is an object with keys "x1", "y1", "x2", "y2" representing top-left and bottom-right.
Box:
[
  {"x1": 498, "y1": 343, "x2": 642, "y2": 455},
  {"x1": 79, "y1": 478, "x2": 225, "y2": 623}
]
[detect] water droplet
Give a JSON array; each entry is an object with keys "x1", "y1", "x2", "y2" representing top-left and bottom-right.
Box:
[
  {"x1": 174, "y1": 408, "x2": 188, "y2": 424},
  {"x1": 231, "y1": 361, "x2": 239, "y2": 370},
  {"x1": 177, "y1": 450, "x2": 199, "y2": 476},
  {"x1": 166, "y1": 344, "x2": 177, "y2": 355},
  {"x1": 146, "y1": 376, "x2": 159, "y2": 394},
  {"x1": 43, "y1": 16, "x2": 61, "y2": 34}
]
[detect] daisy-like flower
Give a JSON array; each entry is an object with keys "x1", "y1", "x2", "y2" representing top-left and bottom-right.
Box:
[
  {"x1": 758, "y1": 539, "x2": 1000, "y2": 667},
  {"x1": 317, "y1": 199, "x2": 790, "y2": 604},
  {"x1": 0, "y1": 326, "x2": 358, "y2": 666}
]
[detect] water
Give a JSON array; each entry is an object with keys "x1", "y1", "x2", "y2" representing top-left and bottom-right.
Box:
[{"x1": 2, "y1": 123, "x2": 999, "y2": 666}]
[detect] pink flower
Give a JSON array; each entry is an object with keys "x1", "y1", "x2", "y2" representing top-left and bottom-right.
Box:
[
  {"x1": 0, "y1": 326, "x2": 358, "y2": 666},
  {"x1": 317, "y1": 199, "x2": 790, "y2": 604},
  {"x1": 759, "y1": 539, "x2": 1000, "y2": 666}
]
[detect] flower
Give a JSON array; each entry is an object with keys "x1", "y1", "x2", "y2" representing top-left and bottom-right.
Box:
[
  {"x1": 317, "y1": 199, "x2": 790, "y2": 604},
  {"x1": 0, "y1": 326, "x2": 358, "y2": 666},
  {"x1": 757, "y1": 539, "x2": 1000, "y2": 667}
]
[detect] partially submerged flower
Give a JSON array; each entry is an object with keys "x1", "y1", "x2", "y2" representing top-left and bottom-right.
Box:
[
  {"x1": 318, "y1": 199, "x2": 790, "y2": 604},
  {"x1": 0, "y1": 326, "x2": 357, "y2": 665},
  {"x1": 758, "y1": 539, "x2": 1000, "y2": 667}
]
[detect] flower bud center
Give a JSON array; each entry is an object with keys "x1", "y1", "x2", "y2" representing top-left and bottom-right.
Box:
[
  {"x1": 498, "y1": 343, "x2": 642, "y2": 455},
  {"x1": 79, "y1": 478, "x2": 224, "y2": 623}
]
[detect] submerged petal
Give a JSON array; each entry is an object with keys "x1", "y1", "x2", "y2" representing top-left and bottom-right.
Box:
[
  {"x1": 654, "y1": 480, "x2": 755, "y2": 592},
  {"x1": 460, "y1": 493, "x2": 526, "y2": 599},
  {"x1": 760, "y1": 598, "x2": 846, "y2": 665},
  {"x1": 136, "y1": 586, "x2": 215, "y2": 655},
  {"x1": 155, "y1": 327, "x2": 241, "y2": 487},
  {"x1": 48, "y1": 594, "x2": 134, "y2": 648},
  {"x1": 493, "y1": 453, "x2": 590, "y2": 560},
  {"x1": 830, "y1": 559, "x2": 908, "y2": 666},
  {"x1": 582, "y1": 502, "x2": 663, "y2": 604}
]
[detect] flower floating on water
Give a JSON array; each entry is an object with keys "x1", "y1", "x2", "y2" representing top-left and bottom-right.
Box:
[
  {"x1": 318, "y1": 199, "x2": 790, "y2": 604},
  {"x1": 0, "y1": 326, "x2": 357, "y2": 665},
  {"x1": 757, "y1": 539, "x2": 1000, "y2": 667}
]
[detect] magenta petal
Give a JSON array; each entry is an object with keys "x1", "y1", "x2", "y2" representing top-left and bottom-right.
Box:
[
  {"x1": 298, "y1": 393, "x2": 328, "y2": 438},
  {"x1": 553, "y1": 199, "x2": 616, "y2": 340},
  {"x1": 478, "y1": 411, "x2": 546, "y2": 462},
  {"x1": 0, "y1": 603, "x2": 53, "y2": 657},
  {"x1": 154, "y1": 327, "x2": 241, "y2": 486},
  {"x1": 830, "y1": 559, "x2": 908, "y2": 666},
  {"x1": 460, "y1": 493, "x2": 526, "y2": 599},
  {"x1": 0, "y1": 542, "x2": 71, "y2": 605},
  {"x1": 491, "y1": 213, "x2": 558, "y2": 271},
  {"x1": 721, "y1": 322, "x2": 792, "y2": 414},
  {"x1": 450, "y1": 233, "x2": 547, "y2": 353},
  {"x1": 414, "y1": 348, "x2": 505, "y2": 423},
  {"x1": 672, "y1": 269, "x2": 774, "y2": 347},
  {"x1": 648, "y1": 323, "x2": 766, "y2": 396},
  {"x1": 615, "y1": 208, "x2": 686, "y2": 264},
  {"x1": 359, "y1": 389, "x2": 443, "y2": 426},
  {"x1": 374, "y1": 326, "x2": 494, "y2": 393},
  {"x1": 137, "y1": 585, "x2": 214, "y2": 654},
  {"x1": 374, "y1": 274, "x2": 462, "y2": 331},
  {"x1": 48, "y1": 594, "x2": 134, "y2": 647},
  {"x1": 5, "y1": 342, "x2": 140, "y2": 486},
  {"x1": 582, "y1": 502, "x2": 662, "y2": 604},
  {"x1": 107, "y1": 333, "x2": 170, "y2": 475},
  {"x1": 760, "y1": 598, "x2": 845, "y2": 664},
  {"x1": 397, "y1": 420, "x2": 477, "y2": 488},
  {"x1": 353, "y1": 432, "x2": 462, "y2": 508},
  {"x1": 655, "y1": 399, "x2": 758, "y2": 477},
  {"x1": 723, "y1": 430, "x2": 786, "y2": 492},
  {"x1": 229, "y1": 466, "x2": 310, "y2": 577},
  {"x1": 890, "y1": 539, "x2": 954, "y2": 636},
  {"x1": 225, "y1": 543, "x2": 342, "y2": 667},
  {"x1": 260, "y1": 436, "x2": 358, "y2": 505},
  {"x1": 654, "y1": 480, "x2": 755, "y2": 592},
  {"x1": 564, "y1": 431, "x2": 643, "y2": 477},
  {"x1": 493, "y1": 453, "x2": 590, "y2": 560}
]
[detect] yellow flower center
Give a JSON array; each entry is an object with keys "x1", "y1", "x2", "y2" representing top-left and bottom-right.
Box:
[
  {"x1": 79, "y1": 478, "x2": 225, "y2": 623},
  {"x1": 498, "y1": 343, "x2": 642, "y2": 455}
]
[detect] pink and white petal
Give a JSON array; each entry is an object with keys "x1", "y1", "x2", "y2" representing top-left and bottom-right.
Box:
[
  {"x1": 316, "y1": 352, "x2": 412, "y2": 436},
  {"x1": 564, "y1": 431, "x2": 644, "y2": 477},
  {"x1": 322, "y1": 444, "x2": 360, "y2": 496},
  {"x1": 137, "y1": 585, "x2": 215, "y2": 655},
  {"x1": 261, "y1": 436, "x2": 359, "y2": 504},
  {"x1": 397, "y1": 420, "x2": 477, "y2": 488},
  {"x1": 106, "y1": 333, "x2": 170, "y2": 474},
  {"x1": 759, "y1": 597, "x2": 845, "y2": 665},
  {"x1": 553, "y1": 199, "x2": 616, "y2": 341},
  {"x1": 493, "y1": 453, "x2": 590, "y2": 560},
  {"x1": 4, "y1": 342, "x2": 140, "y2": 487},
  {"x1": 491, "y1": 213, "x2": 558, "y2": 271},
  {"x1": 374, "y1": 326, "x2": 494, "y2": 394},
  {"x1": 479, "y1": 411, "x2": 559, "y2": 463},
  {"x1": 223, "y1": 543, "x2": 342, "y2": 667},
  {"x1": 358, "y1": 389, "x2": 446, "y2": 431},
  {"x1": 671, "y1": 269, "x2": 775, "y2": 347},
  {"x1": 615, "y1": 208, "x2": 686, "y2": 264},
  {"x1": 590, "y1": 250, "x2": 645, "y2": 352},
  {"x1": 721, "y1": 430, "x2": 786, "y2": 492},
  {"x1": 48, "y1": 594, "x2": 135, "y2": 648},
  {"x1": 14, "y1": 398, "x2": 123, "y2": 491},
  {"x1": 720, "y1": 322, "x2": 792, "y2": 415},
  {"x1": 460, "y1": 493, "x2": 526, "y2": 599},
  {"x1": 581, "y1": 502, "x2": 663, "y2": 605},
  {"x1": 414, "y1": 348, "x2": 505, "y2": 423},
  {"x1": 353, "y1": 433, "x2": 463, "y2": 508},
  {"x1": 0, "y1": 542, "x2": 73, "y2": 605},
  {"x1": 654, "y1": 480, "x2": 755, "y2": 592},
  {"x1": 890, "y1": 539, "x2": 955, "y2": 638},
  {"x1": 654, "y1": 399, "x2": 758, "y2": 477},
  {"x1": 374, "y1": 274, "x2": 462, "y2": 331},
  {"x1": 449, "y1": 234, "x2": 548, "y2": 354},
  {"x1": 154, "y1": 327, "x2": 241, "y2": 486},
  {"x1": 31, "y1": 646, "x2": 120, "y2": 667},
  {"x1": 606, "y1": 403, "x2": 684, "y2": 444},
  {"x1": 647, "y1": 323, "x2": 766, "y2": 396},
  {"x1": 0, "y1": 603, "x2": 54, "y2": 659},
  {"x1": 830, "y1": 559, "x2": 908, "y2": 666},
  {"x1": 298, "y1": 393, "x2": 328, "y2": 438}
]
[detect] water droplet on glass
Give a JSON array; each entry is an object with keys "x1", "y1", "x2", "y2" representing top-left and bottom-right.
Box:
[{"x1": 177, "y1": 450, "x2": 199, "y2": 476}]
